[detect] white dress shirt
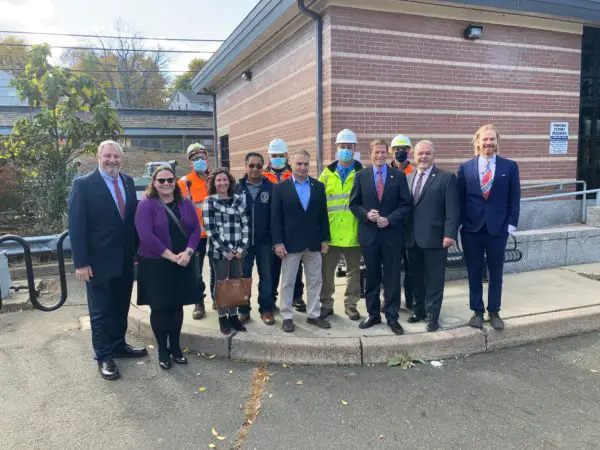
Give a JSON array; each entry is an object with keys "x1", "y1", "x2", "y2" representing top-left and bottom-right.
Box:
[{"x1": 412, "y1": 165, "x2": 433, "y2": 198}]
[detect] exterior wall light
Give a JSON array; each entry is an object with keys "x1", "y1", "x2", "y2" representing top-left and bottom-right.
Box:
[
  {"x1": 241, "y1": 70, "x2": 252, "y2": 81},
  {"x1": 463, "y1": 25, "x2": 483, "y2": 40}
]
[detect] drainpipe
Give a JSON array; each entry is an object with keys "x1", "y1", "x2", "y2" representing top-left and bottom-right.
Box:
[
  {"x1": 205, "y1": 91, "x2": 219, "y2": 168},
  {"x1": 297, "y1": 0, "x2": 323, "y2": 175}
]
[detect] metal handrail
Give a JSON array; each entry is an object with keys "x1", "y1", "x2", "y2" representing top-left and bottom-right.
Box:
[
  {"x1": 522, "y1": 188, "x2": 600, "y2": 223},
  {"x1": 522, "y1": 180, "x2": 586, "y2": 191}
]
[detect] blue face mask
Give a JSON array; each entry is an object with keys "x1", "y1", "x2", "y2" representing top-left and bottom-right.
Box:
[
  {"x1": 193, "y1": 159, "x2": 207, "y2": 174},
  {"x1": 337, "y1": 149, "x2": 353, "y2": 163},
  {"x1": 270, "y1": 157, "x2": 286, "y2": 170}
]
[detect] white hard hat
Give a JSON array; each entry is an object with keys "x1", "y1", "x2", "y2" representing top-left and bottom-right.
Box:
[
  {"x1": 186, "y1": 143, "x2": 207, "y2": 159},
  {"x1": 268, "y1": 138, "x2": 288, "y2": 154},
  {"x1": 335, "y1": 129, "x2": 357, "y2": 145},
  {"x1": 391, "y1": 134, "x2": 412, "y2": 149}
]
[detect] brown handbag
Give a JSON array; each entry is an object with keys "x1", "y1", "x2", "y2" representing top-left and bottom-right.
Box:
[{"x1": 215, "y1": 259, "x2": 253, "y2": 309}]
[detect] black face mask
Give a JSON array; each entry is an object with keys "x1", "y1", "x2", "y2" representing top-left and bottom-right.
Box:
[{"x1": 395, "y1": 150, "x2": 408, "y2": 163}]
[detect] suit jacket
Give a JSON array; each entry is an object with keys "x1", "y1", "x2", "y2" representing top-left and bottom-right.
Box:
[
  {"x1": 271, "y1": 177, "x2": 331, "y2": 253},
  {"x1": 67, "y1": 169, "x2": 138, "y2": 279},
  {"x1": 349, "y1": 165, "x2": 412, "y2": 246},
  {"x1": 457, "y1": 155, "x2": 521, "y2": 236},
  {"x1": 404, "y1": 165, "x2": 460, "y2": 248}
]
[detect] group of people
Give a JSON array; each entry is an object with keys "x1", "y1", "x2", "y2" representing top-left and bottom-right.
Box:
[{"x1": 68, "y1": 122, "x2": 521, "y2": 381}]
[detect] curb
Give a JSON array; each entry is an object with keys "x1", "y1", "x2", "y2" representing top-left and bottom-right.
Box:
[{"x1": 127, "y1": 304, "x2": 600, "y2": 365}]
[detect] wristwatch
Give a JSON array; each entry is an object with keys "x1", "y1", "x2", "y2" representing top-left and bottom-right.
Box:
[{"x1": 187, "y1": 249, "x2": 194, "y2": 257}]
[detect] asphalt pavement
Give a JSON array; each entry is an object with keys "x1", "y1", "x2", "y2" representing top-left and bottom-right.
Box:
[{"x1": 2, "y1": 305, "x2": 600, "y2": 449}]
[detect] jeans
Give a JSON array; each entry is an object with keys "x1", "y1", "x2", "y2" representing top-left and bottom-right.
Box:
[{"x1": 240, "y1": 243, "x2": 274, "y2": 314}]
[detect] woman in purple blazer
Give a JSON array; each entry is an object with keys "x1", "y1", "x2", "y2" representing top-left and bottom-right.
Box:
[{"x1": 135, "y1": 166, "x2": 201, "y2": 370}]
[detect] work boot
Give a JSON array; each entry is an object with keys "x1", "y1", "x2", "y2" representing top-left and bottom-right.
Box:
[
  {"x1": 320, "y1": 307, "x2": 334, "y2": 318},
  {"x1": 345, "y1": 307, "x2": 361, "y2": 321},
  {"x1": 489, "y1": 312, "x2": 505, "y2": 330},
  {"x1": 469, "y1": 313, "x2": 484, "y2": 329},
  {"x1": 293, "y1": 297, "x2": 307, "y2": 312},
  {"x1": 306, "y1": 316, "x2": 331, "y2": 329},
  {"x1": 192, "y1": 304, "x2": 205, "y2": 320}
]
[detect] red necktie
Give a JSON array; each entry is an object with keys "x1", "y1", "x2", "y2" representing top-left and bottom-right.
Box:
[
  {"x1": 481, "y1": 160, "x2": 492, "y2": 200},
  {"x1": 376, "y1": 170, "x2": 384, "y2": 201},
  {"x1": 112, "y1": 178, "x2": 126, "y2": 218}
]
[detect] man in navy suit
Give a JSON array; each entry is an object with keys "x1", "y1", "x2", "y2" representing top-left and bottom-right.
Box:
[
  {"x1": 457, "y1": 125, "x2": 521, "y2": 330},
  {"x1": 68, "y1": 140, "x2": 147, "y2": 380}
]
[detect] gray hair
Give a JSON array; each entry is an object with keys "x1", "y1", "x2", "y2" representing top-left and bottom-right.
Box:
[
  {"x1": 291, "y1": 149, "x2": 311, "y2": 161},
  {"x1": 98, "y1": 140, "x2": 123, "y2": 155},
  {"x1": 414, "y1": 140, "x2": 435, "y2": 153}
]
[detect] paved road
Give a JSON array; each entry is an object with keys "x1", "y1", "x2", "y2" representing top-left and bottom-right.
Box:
[{"x1": 2, "y1": 305, "x2": 600, "y2": 449}]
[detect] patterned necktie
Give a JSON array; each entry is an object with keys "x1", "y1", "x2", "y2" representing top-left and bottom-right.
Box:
[
  {"x1": 413, "y1": 172, "x2": 424, "y2": 203},
  {"x1": 112, "y1": 178, "x2": 126, "y2": 217},
  {"x1": 481, "y1": 160, "x2": 492, "y2": 200},
  {"x1": 376, "y1": 170, "x2": 384, "y2": 201}
]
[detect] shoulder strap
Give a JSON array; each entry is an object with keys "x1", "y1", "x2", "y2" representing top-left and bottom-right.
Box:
[{"x1": 162, "y1": 202, "x2": 187, "y2": 239}]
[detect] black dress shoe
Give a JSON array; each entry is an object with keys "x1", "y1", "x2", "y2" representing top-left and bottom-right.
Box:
[
  {"x1": 115, "y1": 344, "x2": 148, "y2": 358},
  {"x1": 407, "y1": 314, "x2": 427, "y2": 323},
  {"x1": 171, "y1": 355, "x2": 188, "y2": 365},
  {"x1": 98, "y1": 360, "x2": 120, "y2": 380},
  {"x1": 359, "y1": 316, "x2": 382, "y2": 329},
  {"x1": 293, "y1": 297, "x2": 307, "y2": 312},
  {"x1": 387, "y1": 320, "x2": 405, "y2": 335},
  {"x1": 426, "y1": 321, "x2": 440, "y2": 332},
  {"x1": 159, "y1": 360, "x2": 171, "y2": 370}
]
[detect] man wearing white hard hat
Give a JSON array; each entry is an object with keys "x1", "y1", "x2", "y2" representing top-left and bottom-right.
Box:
[
  {"x1": 318, "y1": 129, "x2": 363, "y2": 320},
  {"x1": 263, "y1": 138, "x2": 306, "y2": 312},
  {"x1": 177, "y1": 143, "x2": 214, "y2": 319}
]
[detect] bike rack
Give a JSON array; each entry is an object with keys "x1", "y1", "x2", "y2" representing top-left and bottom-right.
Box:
[{"x1": 0, "y1": 233, "x2": 68, "y2": 311}]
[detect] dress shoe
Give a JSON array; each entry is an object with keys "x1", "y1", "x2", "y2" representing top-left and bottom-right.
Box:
[
  {"x1": 489, "y1": 312, "x2": 505, "y2": 330},
  {"x1": 239, "y1": 312, "x2": 251, "y2": 324},
  {"x1": 171, "y1": 355, "x2": 188, "y2": 365},
  {"x1": 293, "y1": 297, "x2": 307, "y2": 312},
  {"x1": 407, "y1": 314, "x2": 427, "y2": 324},
  {"x1": 282, "y1": 319, "x2": 295, "y2": 333},
  {"x1": 426, "y1": 321, "x2": 440, "y2": 332},
  {"x1": 159, "y1": 360, "x2": 171, "y2": 370},
  {"x1": 229, "y1": 314, "x2": 247, "y2": 332},
  {"x1": 192, "y1": 304, "x2": 206, "y2": 320},
  {"x1": 387, "y1": 320, "x2": 405, "y2": 335},
  {"x1": 359, "y1": 316, "x2": 382, "y2": 329},
  {"x1": 469, "y1": 313, "x2": 484, "y2": 329},
  {"x1": 98, "y1": 360, "x2": 120, "y2": 380},
  {"x1": 219, "y1": 316, "x2": 231, "y2": 335},
  {"x1": 345, "y1": 307, "x2": 361, "y2": 321},
  {"x1": 320, "y1": 307, "x2": 334, "y2": 318},
  {"x1": 260, "y1": 312, "x2": 275, "y2": 325},
  {"x1": 307, "y1": 316, "x2": 331, "y2": 329},
  {"x1": 115, "y1": 344, "x2": 148, "y2": 358}
]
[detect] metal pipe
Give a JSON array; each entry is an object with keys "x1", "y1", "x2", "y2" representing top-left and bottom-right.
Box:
[
  {"x1": 0, "y1": 235, "x2": 38, "y2": 312},
  {"x1": 209, "y1": 92, "x2": 219, "y2": 168},
  {"x1": 522, "y1": 180, "x2": 586, "y2": 191},
  {"x1": 297, "y1": 0, "x2": 323, "y2": 175},
  {"x1": 521, "y1": 188, "x2": 600, "y2": 223}
]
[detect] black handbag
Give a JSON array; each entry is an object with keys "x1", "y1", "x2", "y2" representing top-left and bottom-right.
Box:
[{"x1": 162, "y1": 202, "x2": 201, "y2": 280}]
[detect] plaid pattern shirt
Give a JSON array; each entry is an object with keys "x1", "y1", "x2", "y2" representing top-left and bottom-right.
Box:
[{"x1": 202, "y1": 194, "x2": 249, "y2": 259}]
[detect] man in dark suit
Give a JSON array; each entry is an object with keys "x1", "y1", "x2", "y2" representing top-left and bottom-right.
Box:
[
  {"x1": 404, "y1": 140, "x2": 459, "y2": 332},
  {"x1": 457, "y1": 124, "x2": 521, "y2": 330},
  {"x1": 349, "y1": 139, "x2": 412, "y2": 334},
  {"x1": 271, "y1": 149, "x2": 331, "y2": 332},
  {"x1": 68, "y1": 140, "x2": 147, "y2": 381}
]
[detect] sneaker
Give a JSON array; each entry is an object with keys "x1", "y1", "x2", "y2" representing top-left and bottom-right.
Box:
[
  {"x1": 469, "y1": 313, "x2": 484, "y2": 329},
  {"x1": 282, "y1": 319, "x2": 295, "y2": 333},
  {"x1": 192, "y1": 304, "x2": 205, "y2": 320},
  {"x1": 489, "y1": 312, "x2": 505, "y2": 330},
  {"x1": 239, "y1": 313, "x2": 251, "y2": 324},
  {"x1": 306, "y1": 316, "x2": 331, "y2": 329},
  {"x1": 292, "y1": 297, "x2": 307, "y2": 312},
  {"x1": 229, "y1": 315, "x2": 247, "y2": 332},
  {"x1": 345, "y1": 307, "x2": 361, "y2": 321},
  {"x1": 218, "y1": 316, "x2": 231, "y2": 334},
  {"x1": 320, "y1": 307, "x2": 334, "y2": 318}
]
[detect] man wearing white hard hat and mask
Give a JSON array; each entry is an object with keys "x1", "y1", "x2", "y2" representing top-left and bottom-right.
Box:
[{"x1": 318, "y1": 129, "x2": 363, "y2": 321}]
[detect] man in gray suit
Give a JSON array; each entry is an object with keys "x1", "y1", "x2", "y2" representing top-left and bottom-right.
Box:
[{"x1": 404, "y1": 140, "x2": 459, "y2": 331}]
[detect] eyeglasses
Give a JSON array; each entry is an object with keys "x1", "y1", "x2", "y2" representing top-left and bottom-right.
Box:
[
  {"x1": 247, "y1": 163, "x2": 263, "y2": 169},
  {"x1": 156, "y1": 178, "x2": 175, "y2": 184}
]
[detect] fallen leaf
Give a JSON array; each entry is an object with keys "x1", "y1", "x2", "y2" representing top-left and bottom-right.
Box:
[
  {"x1": 341, "y1": 400, "x2": 349, "y2": 405},
  {"x1": 196, "y1": 372, "x2": 202, "y2": 376},
  {"x1": 247, "y1": 420, "x2": 253, "y2": 425},
  {"x1": 198, "y1": 387, "x2": 207, "y2": 393},
  {"x1": 135, "y1": 361, "x2": 145, "y2": 365},
  {"x1": 296, "y1": 380, "x2": 304, "y2": 385},
  {"x1": 216, "y1": 436, "x2": 226, "y2": 441},
  {"x1": 147, "y1": 345, "x2": 154, "y2": 349},
  {"x1": 228, "y1": 370, "x2": 233, "y2": 374},
  {"x1": 183, "y1": 347, "x2": 189, "y2": 353},
  {"x1": 211, "y1": 428, "x2": 219, "y2": 437},
  {"x1": 208, "y1": 354, "x2": 216, "y2": 359},
  {"x1": 282, "y1": 363, "x2": 288, "y2": 368},
  {"x1": 412, "y1": 357, "x2": 426, "y2": 364},
  {"x1": 430, "y1": 361, "x2": 443, "y2": 368},
  {"x1": 208, "y1": 444, "x2": 216, "y2": 449},
  {"x1": 592, "y1": 369, "x2": 599, "y2": 373},
  {"x1": 268, "y1": 394, "x2": 273, "y2": 399},
  {"x1": 239, "y1": 404, "x2": 244, "y2": 410},
  {"x1": 377, "y1": 435, "x2": 385, "y2": 440}
]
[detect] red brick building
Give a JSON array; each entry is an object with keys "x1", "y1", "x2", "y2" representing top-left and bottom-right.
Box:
[{"x1": 192, "y1": 0, "x2": 600, "y2": 189}]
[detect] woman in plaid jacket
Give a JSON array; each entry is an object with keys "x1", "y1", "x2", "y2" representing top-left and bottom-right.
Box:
[{"x1": 202, "y1": 168, "x2": 250, "y2": 334}]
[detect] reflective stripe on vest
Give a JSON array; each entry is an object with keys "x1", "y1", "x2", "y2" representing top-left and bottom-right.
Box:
[
  {"x1": 327, "y1": 204, "x2": 349, "y2": 213},
  {"x1": 327, "y1": 194, "x2": 349, "y2": 202},
  {"x1": 319, "y1": 168, "x2": 359, "y2": 247}
]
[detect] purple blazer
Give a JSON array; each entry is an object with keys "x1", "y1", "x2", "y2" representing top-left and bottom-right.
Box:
[{"x1": 135, "y1": 198, "x2": 201, "y2": 259}]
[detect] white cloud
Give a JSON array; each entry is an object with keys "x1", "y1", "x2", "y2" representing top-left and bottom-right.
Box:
[{"x1": 0, "y1": 0, "x2": 55, "y2": 28}]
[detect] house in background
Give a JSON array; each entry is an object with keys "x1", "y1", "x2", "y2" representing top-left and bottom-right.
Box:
[
  {"x1": 0, "y1": 72, "x2": 27, "y2": 106},
  {"x1": 168, "y1": 90, "x2": 213, "y2": 111}
]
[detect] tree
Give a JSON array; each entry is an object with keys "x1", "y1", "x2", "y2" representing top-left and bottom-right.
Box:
[
  {"x1": 171, "y1": 58, "x2": 207, "y2": 92},
  {"x1": 0, "y1": 44, "x2": 121, "y2": 232},
  {"x1": 61, "y1": 21, "x2": 171, "y2": 108},
  {"x1": 0, "y1": 36, "x2": 28, "y2": 75}
]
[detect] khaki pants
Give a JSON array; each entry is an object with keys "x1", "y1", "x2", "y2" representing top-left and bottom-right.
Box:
[
  {"x1": 320, "y1": 246, "x2": 361, "y2": 310},
  {"x1": 280, "y1": 250, "x2": 322, "y2": 320}
]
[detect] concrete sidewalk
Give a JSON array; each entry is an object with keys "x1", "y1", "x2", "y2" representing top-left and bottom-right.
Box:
[{"x1": 127, "y1": 262, "x2": 600, "y2": 365}]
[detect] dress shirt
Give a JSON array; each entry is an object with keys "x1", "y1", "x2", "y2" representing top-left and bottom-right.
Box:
[
  {"x1": 336, "y1": 162, "x2": 353, "y2": 185},
  {"x1": 412, "y1": 165, "x2": 433, "y2": 198},
  {"x1": 99, "y1": 168, "x2": 126, "y2": 209},
  {"x1": 478, "y1": 154, "x2": 496, "y2": 184},
  {"x1": 372, "y1": 164, "x2": 388, "y2": 190},
  {"x1": 292, "y1": 175, "x2": 311, "y2": 211}
]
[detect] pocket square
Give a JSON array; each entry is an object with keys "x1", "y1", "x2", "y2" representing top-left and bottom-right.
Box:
[{"x1": 501, "y1": 173, "x2": 506, "y2": 177}]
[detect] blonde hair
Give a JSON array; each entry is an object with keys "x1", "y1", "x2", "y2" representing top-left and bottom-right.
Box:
[
  {"x1": 472, "y1": 124, "x2": 499, "y2": 155},
  {"x1": 370, "y1": 139, "x2": 388, "y2": 150},
  {"x1": 291, "y1": 149, "x2": 311, "y2": 161}
]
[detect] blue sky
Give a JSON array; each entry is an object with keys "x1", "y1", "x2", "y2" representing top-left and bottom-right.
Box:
[{"x1": 0, "y1": 0, "x2": 260, "y2": 72}]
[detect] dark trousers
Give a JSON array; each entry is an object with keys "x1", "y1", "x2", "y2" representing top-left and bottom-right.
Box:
[
  {"x1": 461, "y1": 227, "x2": 508, "y2": 314},
  {"x1": 361, "y1": 235, "x2": 402, "y2": 322},
  {"x1": 86, "y1": 268, "x2": 134, "y2": 362},
  {"x1": 272, "y1": 254, "x2": 304, "y2": 301},
  {"x1": 149, "y1": 306, "x2": 184, "y2": 361},
  {"x1": 407, "y1": 246, "x2": 447, "y2": 322},
  {"x1": 402, "y1": 249, "x2": 413, "y2": 308},
  {"x1": 197, "y1": 238, "x2": 215, "y2": 305},
  {"x1": 240, "y1": 243, "x2": 274, "y2": 314}
]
